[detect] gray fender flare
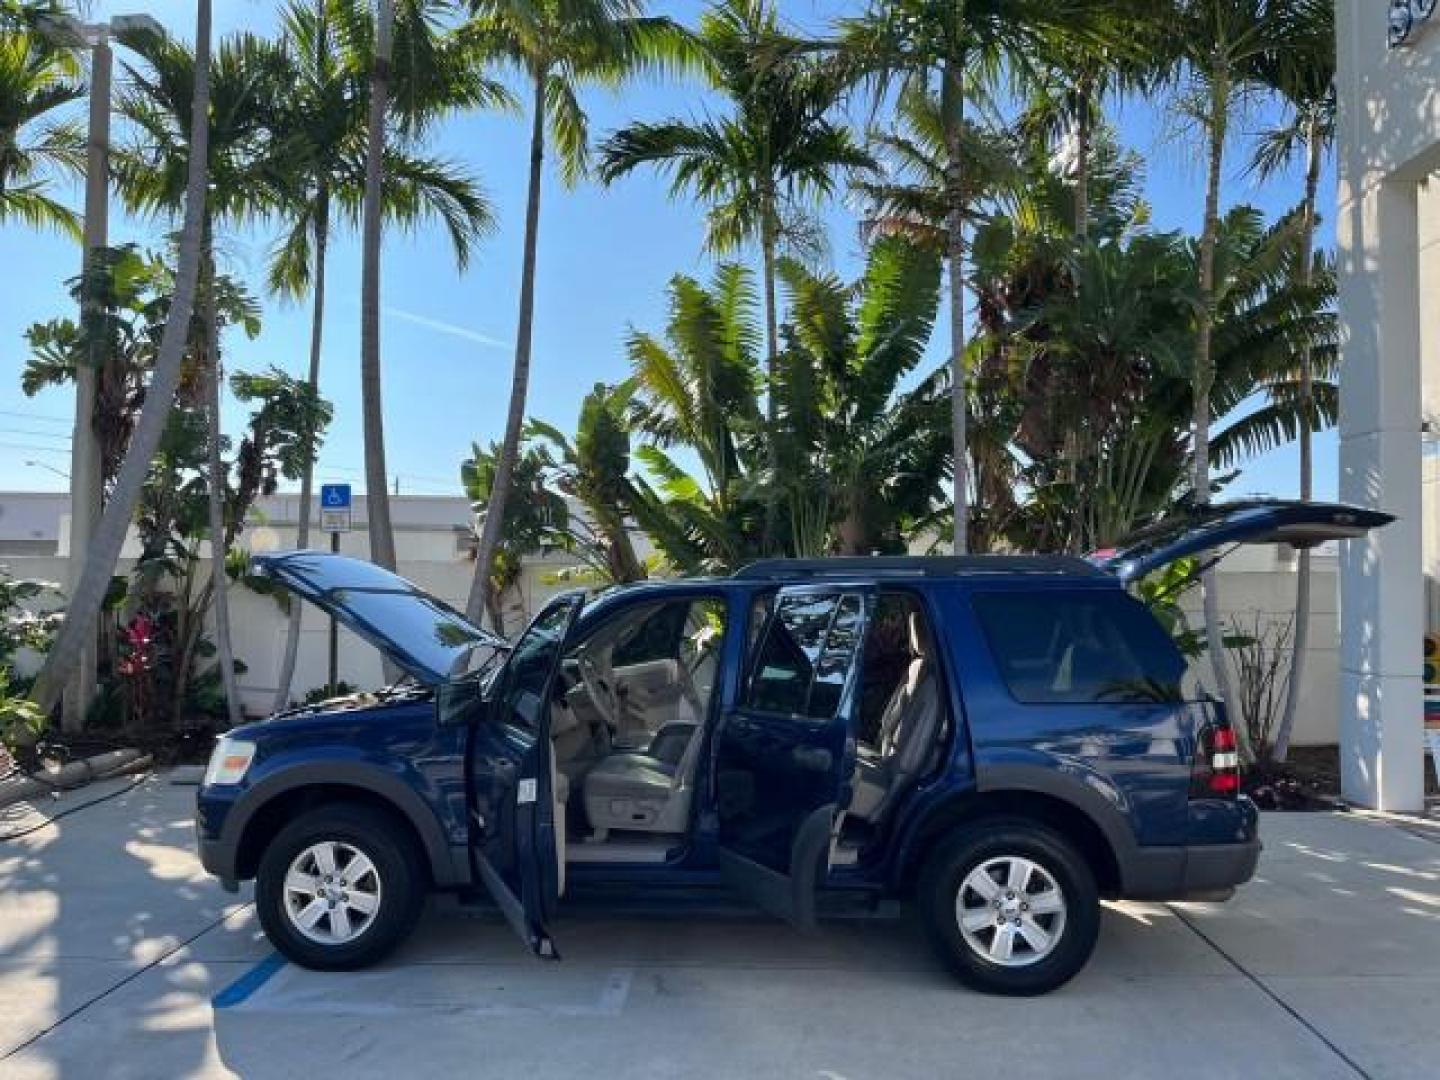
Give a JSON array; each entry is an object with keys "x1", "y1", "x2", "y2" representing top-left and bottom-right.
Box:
[
  {"x1": 224, "y1": 761, "x2": 464, "y2": 887},
  {"x1": 894, "y1": 763, "x2": 1141, "y2": 891},
  {"x1": 975, "y1": 762, "x2": 1140, "y2": 864}
]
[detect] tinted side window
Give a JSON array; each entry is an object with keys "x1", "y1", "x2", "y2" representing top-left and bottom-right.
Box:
[
  {"x1": 972, "y1": 590, "x2": 1186, "y2": 705},
  {"x1": 497, "y1": 601, "x2": 576, "y2": 731},
  {"x1": 746, "y1": 591, "x2": 865, "y2": 718}
]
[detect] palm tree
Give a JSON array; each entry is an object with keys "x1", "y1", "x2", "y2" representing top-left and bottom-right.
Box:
[
  {"x1": 1247, "y1": 0, "x2": 1333, "y2": 763},
  {"x1": 528, "y1": 381, "x2": 647, "y2": 584},
  {"x1": 359, "y1": 0, "x2": 396, "y2": 576},
  {"x1": 31, "y1": 0, "x2": 213, "y2": 716},
  {"x1": 1016, "y1": 0, "x2": 1160, "y2": 241},
  {"x1": 839, "y1": 0, "x2": 1109, "y2": 554},
  {"x1": 461, "y1": 440, "x2": 569, "y2": 631},
  {"x1": 0, "y1": 29, "x2": 83, "y2": 236},
  {"x1": 624, "y1": 262, "x2": 766, "y2": 573},
  {"x1": 269, "y1": 0, "x2": 498, "y2": 708},
  {"x1": 1169, "y1": 0, "x2": 1285, "y2": 708},
  {"x1": 598, "y1": 0, "x2": 873, "y2": 548},
  {"x1": 771, "y1": 235, "x2": 949, "y2": 556},
  {"x1": 115, "y1": 26, "x2": 293, "y2": 725},
  {"x1": 460, "y1": 0, "x2": 698, "y2": 626}
]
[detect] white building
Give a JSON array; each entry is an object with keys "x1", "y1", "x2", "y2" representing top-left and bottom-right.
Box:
[
  {"x1": 1, "y1": 488, "x2": 1351, "y2": 740},
  {"x1": 0, "y1": 490, "x2": 584, "y2": 714},
  {"x1": 1334, "y1": 0, "x2": 1440, "y2": 812}
]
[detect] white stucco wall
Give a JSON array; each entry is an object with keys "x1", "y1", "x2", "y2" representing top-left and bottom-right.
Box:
[
  {"x1": 1335, "y1": 0, "x2": 1440, "y2": 810},
  {"x1": 4, "y1": 542, "x2": 1347, "y2": 744}
]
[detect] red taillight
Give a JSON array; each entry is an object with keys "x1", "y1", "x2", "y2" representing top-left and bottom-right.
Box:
[{"x1": 1191, "y1": 722, "x2": 1241, "y2": 799}]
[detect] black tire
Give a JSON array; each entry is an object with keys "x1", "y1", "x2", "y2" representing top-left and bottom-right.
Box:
[
  {"x1": 256, "y1": 803, "x2": 426, "y2": 971},
  {"x1": 918, "y1": 817, "x2": 1100, "y2": 996}
]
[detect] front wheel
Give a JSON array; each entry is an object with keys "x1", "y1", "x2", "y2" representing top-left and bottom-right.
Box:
[
  {"x1": 256, "y1": 803, "x2": 425, "y2": 971},
  {"x1": 919, "y1": 818, "x2": 1100, "y2": 996}
]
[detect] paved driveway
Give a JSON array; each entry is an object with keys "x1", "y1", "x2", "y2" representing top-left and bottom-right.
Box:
[{"x1": 2, "y1": 775, "x2": 1438, "y2": 1079}]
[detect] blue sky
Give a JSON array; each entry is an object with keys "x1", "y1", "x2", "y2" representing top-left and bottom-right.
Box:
[{"x1": 0, "y1": 0, "x2": 1336, "y2": 503}]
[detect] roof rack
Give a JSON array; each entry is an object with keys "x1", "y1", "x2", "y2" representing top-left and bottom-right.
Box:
[{"x1": 733, "y1": 555, "x2": 1106, "y2": 581}]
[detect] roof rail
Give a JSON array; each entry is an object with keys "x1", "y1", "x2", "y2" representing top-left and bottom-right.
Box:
[{"x1": 733, "y1": 555, "x2": 1105, "y2": 581}]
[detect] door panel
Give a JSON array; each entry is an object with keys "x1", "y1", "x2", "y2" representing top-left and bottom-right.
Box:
[
  {"x1": 715, "y1": 585, "x2": 876, "y2": 928},
  {"x1": 467, "y1": 593, "x2": 584, "y2": 958}
]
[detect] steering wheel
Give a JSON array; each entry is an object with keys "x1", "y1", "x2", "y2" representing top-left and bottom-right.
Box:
[{"x1": 577, "y1": 650, "x2": 622, "y2": 732}]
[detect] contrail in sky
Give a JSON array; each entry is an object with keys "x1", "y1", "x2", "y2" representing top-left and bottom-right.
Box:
[{"x1": 381, "y1": 305, "x2": 508, "y2": 349}]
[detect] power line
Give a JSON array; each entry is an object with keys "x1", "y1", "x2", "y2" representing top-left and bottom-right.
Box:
[
  {"x1": 0, "y1": 410, "x2": 69, "y2": 426},
  {"x1": 0, "y1": 428, "x2": 72, "y2": 442},
  {"x1": 0, "y1": 442, "x2": 70, "y2": 455}
]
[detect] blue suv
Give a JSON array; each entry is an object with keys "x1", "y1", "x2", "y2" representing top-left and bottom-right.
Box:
[{"x1": 196, "y1": 500, "x2": 1389, "y2": 995}]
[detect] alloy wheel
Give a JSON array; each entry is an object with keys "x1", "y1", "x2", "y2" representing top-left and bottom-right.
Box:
[
  {"x1": 282, "y1": 840, "x2": 383, "y2": 945},
  {"x1": 955, "y1": 855, "x2": 1067, "y2": 968}
]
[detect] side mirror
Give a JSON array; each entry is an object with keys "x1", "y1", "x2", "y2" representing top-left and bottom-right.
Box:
[{"x1": 436, "y1": 677, "x2": 483, "y2": 727}]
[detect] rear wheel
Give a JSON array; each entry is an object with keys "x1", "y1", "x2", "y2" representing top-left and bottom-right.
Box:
[
  {"x1": 919, "y1": 818, "x2": 1100, "y2": 996},
  {"x1": 256, "y1": 803, "x2": 425, "y2": 970}
]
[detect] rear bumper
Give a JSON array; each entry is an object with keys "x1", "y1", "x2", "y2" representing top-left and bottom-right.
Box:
[{"x1": 1121, "y1": 837, "x2": 1262, "y2": 902}]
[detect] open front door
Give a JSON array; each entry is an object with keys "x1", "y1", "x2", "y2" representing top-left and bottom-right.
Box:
[
  {"x1": 467, "y1": 593, "x2": 584, "y2": 959},
  {"x1": 714, "y1": 584, "x2": 876, "y2": 930}
]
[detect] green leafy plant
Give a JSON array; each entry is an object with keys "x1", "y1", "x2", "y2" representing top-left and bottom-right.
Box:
[{"x1": 0, "y1": 668, "x2": 45, "y2": 753}]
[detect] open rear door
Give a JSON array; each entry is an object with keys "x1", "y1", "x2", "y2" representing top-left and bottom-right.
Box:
[
  {"x1": 1096, "y1": 500, "x2": 1395, "y2": 584},
  {"x1": 714, "y1": 584, "x2": 876, "y2": 930},
  {"x1": 467, "y1": 593, "x2": 584, "y2": 959}
]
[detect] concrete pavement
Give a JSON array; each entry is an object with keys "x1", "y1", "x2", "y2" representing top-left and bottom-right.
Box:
[{"x1": 1, "y1": 776, "x2": 1438, "y2": 1078}]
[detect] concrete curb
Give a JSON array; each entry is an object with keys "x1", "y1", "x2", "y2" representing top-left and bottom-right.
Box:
[{"x1": 0, "y1": 749, "x2": 150, "y2": 810}]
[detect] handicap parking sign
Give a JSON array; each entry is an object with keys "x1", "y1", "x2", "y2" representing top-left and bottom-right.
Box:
[{"x1": 319, "y1": 483, "x2": 352, "y2": 532}]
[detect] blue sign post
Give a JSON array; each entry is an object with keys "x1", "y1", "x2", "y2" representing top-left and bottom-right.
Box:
[
  {"x1": 319, "y1": 483, "x2": 352, "y2": 531},
  {"x1": 318, "y1": 483, "x2": 352, "y2": 690}
]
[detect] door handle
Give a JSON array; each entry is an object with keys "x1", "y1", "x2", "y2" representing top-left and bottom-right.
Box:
[{"x1": 792, "y1": 746, "x2": 833, "y2": 772}]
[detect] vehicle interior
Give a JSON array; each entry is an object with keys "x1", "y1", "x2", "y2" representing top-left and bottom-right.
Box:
[
  {"x1": 834, "y1": 592, "x2": 948, "y2": 861},
  {"x1": 549, "y1": 596, "x2": 726, "y2": 864},
  {"x1": 549, "y1": 588, "x2": 949, "y2": 868}
]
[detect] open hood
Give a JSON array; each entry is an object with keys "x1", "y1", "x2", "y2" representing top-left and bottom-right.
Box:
[
  {"x1": 1094, "y1": 500, "x2": 1396, "y2": 584},
  {"x1": 250, "y1": 551, "x2": 504, "y2": 686}
]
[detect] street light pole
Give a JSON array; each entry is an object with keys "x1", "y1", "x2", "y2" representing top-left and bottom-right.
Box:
[{"x1": 63, "y1": 30, "x2": 112, "y2": 733}]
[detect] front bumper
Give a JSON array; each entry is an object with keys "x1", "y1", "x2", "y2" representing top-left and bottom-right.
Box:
[
  {"x1": 198, "y1": 830, "x2": 240, "y2": 893},
  {"x1": 196, "y1": 785, "x2": 243, "y2": 892}
]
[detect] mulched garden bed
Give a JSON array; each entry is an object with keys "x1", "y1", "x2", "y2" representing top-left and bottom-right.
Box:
[{"x1": 1244, "y1": 743, "x2": 1440, "y2": 811}]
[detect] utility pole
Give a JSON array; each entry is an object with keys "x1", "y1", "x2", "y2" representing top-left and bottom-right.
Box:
[{"x1": 39, "y1": 13, "x2": 165, "y2": 732}]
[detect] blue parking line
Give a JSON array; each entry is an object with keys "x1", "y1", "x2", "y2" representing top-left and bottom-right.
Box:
[{"x1": 212, "y1": 952, "x2": 287, "y2": 1009}]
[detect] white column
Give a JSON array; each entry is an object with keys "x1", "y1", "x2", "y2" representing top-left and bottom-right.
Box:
[{"x1": 1338, "y1": 177, "x2": 1426, "y2": 813}]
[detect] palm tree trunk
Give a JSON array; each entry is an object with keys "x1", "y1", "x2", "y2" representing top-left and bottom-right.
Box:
[
  {"x1": 273, "y1": 187, "x2": 330, "y2": 711},
  {"x1": 466, "y1": 71, "x2": 546, "y2": 626},
  {"x1": 1074, "y1": 73, "x2": 1092, "y2": 243},
  {"x1": 202, "y1": 235, "x2": 242, "y2": 729},
  {"x1": 360, "y1": 0, "x2": 397, "y2": 572},
  {"x1": 30, "y1": 0, "x2": 213, "y2": 715},
  {"x1": 760, "y1": 192, "x2": 780, "y2": 554},
  {"x1": 1194, "y1": 77, "x2": 1237, "y2": 715},
  {"x1": 943, "y1": 57, "x2": 968, "y2": 555},
  {"x1": 1273, "y1": 116, "x2": 1323, "y2": 763}
]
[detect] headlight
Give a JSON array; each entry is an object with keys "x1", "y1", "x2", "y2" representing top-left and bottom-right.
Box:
[{"x1": 203, "y1": 738, "x2": 256, "y2": 787}]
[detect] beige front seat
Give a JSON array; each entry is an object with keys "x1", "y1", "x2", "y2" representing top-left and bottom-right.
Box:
[
  {"x1": 581, "y1": 722, "x2": 706, "y2": 840},
  {"x1": 849, "y1": 612, "x2": 941, "y2": 823}
]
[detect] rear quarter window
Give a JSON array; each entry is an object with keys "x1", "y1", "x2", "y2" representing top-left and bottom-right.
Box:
[{"x1": 971, "y1": 589, "x2": 1186, "y2": 705}]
